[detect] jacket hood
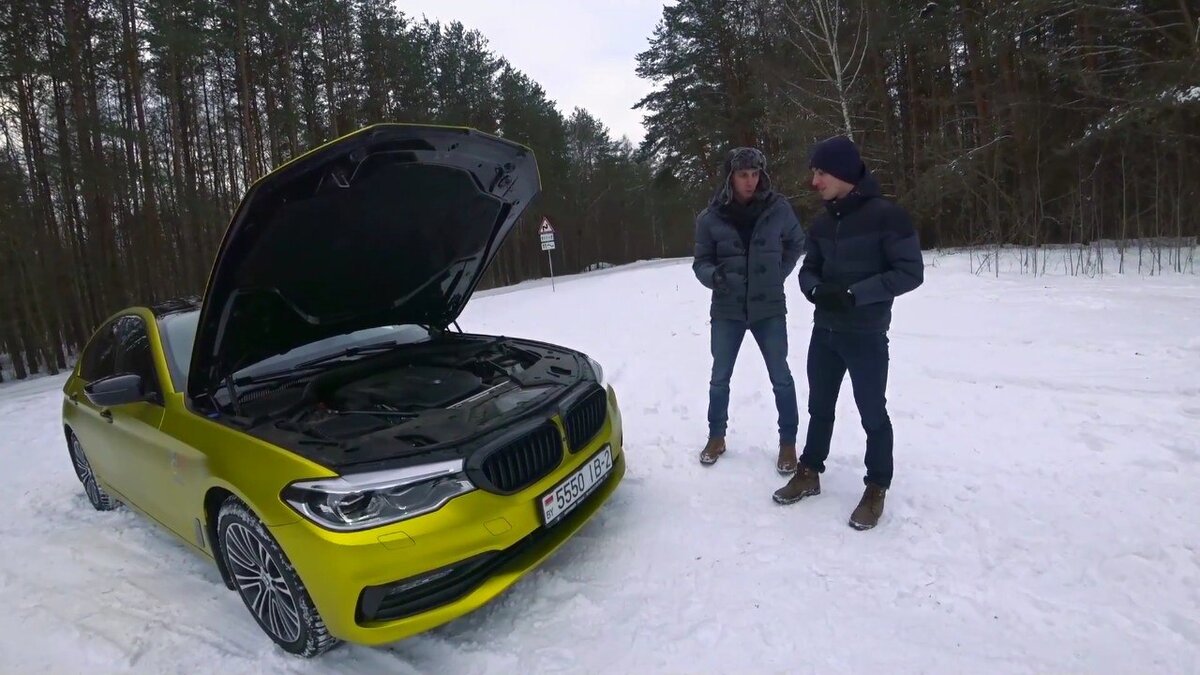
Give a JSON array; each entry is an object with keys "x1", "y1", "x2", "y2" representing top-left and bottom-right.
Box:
[
  {"x1": 823, "y1": 169, "x2": 882, "y2": 217},
  {"x1": 186, "y1": 124, "x2": 539, "y2": 404},
  {"x1": 851, "y1": 171, "x2": 882, "y2": 198}
]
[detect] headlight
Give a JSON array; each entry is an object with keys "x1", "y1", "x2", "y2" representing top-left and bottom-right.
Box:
[
  {"x1": 586, "y1": 355, "x2": 608, "y2": 388},
  {"x1": 282, "y1": 459, "x2": 475, "y2": 531}
]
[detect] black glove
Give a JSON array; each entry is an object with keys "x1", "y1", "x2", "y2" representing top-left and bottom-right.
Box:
[{"x1": 811, "y1": 283, "x2": 855, "y2": 311}]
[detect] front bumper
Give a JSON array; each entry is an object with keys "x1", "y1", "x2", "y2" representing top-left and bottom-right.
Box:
[{"x1": 268, "y1": 389, "x2": 625, "y2": 646}]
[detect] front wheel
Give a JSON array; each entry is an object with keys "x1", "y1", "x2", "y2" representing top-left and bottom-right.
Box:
[
  {"x1": 67, "y1": 431, "x2": 119, "y2": 511},
  {"x1": 216, "y1": 498, "x2": 340, "y2": 657}
]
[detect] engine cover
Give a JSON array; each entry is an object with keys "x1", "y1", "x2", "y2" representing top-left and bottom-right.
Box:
[{"x1": 334, "y1": 366, "x2": 484, "y2": 411}]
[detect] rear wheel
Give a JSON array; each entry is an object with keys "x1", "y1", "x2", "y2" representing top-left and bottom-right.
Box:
[
  {"x1": 216, "y1": 497, "x2": 339, "y2": 658},
  {"x1": 67, "y1": 431, "x2": 119, "y2": 511}
]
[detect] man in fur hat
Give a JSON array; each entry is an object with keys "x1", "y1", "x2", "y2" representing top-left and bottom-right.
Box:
[{"x1": 693, "y1": 147, "x2": 805, "y2": 474}]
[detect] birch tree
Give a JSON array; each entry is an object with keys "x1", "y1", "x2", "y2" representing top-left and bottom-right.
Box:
[{"x1": 781, "y1": 0, "x2": 870, "y2": 138}]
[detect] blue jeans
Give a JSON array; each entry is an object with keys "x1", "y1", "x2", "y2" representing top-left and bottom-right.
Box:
[
  {"x1": 798, "y1": 327, "x2": 893, "y2": 488},
  {"x1": 707, "y1": 315, "x2": 799, "y2": 444}
]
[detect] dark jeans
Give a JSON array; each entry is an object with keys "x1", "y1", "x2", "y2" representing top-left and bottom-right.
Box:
[
  {"x1": 799, "y1": 327, "x2": 894, "y2": 488},
  {"x1": 708, "y1": 315, "x2": 799, "y2": 444}
]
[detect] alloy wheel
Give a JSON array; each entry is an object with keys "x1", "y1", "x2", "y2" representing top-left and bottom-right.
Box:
[
  {"x1": 223, "y1": 522, "x2": 303, "y2": 644},
  {"x1": 71, "y1": 436, "x2": 103, "y2": 506}
]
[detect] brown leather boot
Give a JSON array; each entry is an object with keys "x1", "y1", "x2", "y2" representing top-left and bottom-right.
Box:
[
  {"x1": 772, "y1": 465, "x2": 820, "y2": 504},
  {"x1": 776, "y1": 443, "x2": 797, "y2": 475},
  {"x1": 698, "y1": 437, "x2": 726, "y2": 465},
  {"x1": 848, "y1": 483, "x2": 887, "y2": 530}
]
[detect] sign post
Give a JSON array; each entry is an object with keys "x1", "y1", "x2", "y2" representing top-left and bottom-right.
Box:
[{"x1": 538, "y1": 217, "x2": 556, "y2": 291}]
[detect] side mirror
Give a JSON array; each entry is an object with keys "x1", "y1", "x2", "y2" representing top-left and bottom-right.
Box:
[{"x1": 84, "y1": 374, "x2": 147, "y2": 407}]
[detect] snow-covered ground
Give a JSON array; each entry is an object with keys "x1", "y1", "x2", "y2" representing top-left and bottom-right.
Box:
[{"x1": 2, "y1": 252, "x2": 1199, "y2": 673}]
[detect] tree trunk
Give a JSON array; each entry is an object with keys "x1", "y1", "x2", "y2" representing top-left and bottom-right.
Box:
[
  {"x1": 237, "y1": 0, "x2": 262, "y2": 183},
  {"x1": 64, "y1": 0, "x2": 118, "y2": 315}
]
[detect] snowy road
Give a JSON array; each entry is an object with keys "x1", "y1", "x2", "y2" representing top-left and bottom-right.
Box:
[{"x1": 3, "y1": 253, "x2": 1199, "y2": 673}]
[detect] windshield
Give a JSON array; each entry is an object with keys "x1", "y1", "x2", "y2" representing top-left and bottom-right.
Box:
[
  {"x1": 159, "y1": 310, "x2": 200, "y2": 390},
  {"x1": 159, "y1": 310, "x2": 432, "y2": 390}
]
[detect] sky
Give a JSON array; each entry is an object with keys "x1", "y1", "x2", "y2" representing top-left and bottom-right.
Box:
[{"x1": 392, "y1": 1, "x2": 670, "y2": 146}]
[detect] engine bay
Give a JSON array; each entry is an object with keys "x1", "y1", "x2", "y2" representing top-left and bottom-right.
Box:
[{"x1": 225, "y1": 334, "x2": 589, "y2": 469}]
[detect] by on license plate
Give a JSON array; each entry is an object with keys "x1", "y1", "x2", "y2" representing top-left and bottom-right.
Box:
[{"x1": 540, "y1": 445, "x2": 613, "y2": 526}]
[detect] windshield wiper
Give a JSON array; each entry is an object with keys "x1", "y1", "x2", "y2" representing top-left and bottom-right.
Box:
[
  {"x1": 231, "y1": 364, "x2": 327, "y2": 388},
  {"x1": 292, "y1": 340, "x2": 402, "y2": 369},
  {"x1": 234, "y1": 341, "x2": 401, "y2": 386}
]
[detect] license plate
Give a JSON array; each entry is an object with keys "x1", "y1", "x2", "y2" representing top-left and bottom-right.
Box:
[{"x1": 540, "y1": 445, "x2": 614, "y2": 526}]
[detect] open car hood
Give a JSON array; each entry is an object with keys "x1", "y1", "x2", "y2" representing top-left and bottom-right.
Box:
[{"x1": 187, "y1": 124, "x2": 540, "y2": 403}]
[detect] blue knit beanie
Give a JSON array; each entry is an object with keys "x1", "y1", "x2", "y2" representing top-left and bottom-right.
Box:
[{"x1": 808, "y1": 135, "x2": 865, "y2": 184}]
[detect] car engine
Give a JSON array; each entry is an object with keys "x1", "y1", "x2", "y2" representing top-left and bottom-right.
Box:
[{"x1": 226, "y1": 334, "x2": 589, "y2": 469}]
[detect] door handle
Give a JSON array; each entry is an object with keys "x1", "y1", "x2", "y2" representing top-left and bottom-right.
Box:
[{"x1": 100, "y1": 409, "x2": 114, "y2": 423}]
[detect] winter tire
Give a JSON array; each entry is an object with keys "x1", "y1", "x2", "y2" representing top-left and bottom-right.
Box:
[
  {"x1": 67, "y1": 431, "x2": 119, "y2": 511},
  {"x1": 216, "y1": 497, "x2": 340, "y2": 658}
]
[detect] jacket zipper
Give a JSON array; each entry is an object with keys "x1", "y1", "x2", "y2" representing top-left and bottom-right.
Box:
[
  {"x1": 833, "y1": 212, "x2": 841, "y2": 273},
  {"x1": 742, "y1": 214, "x2": 759, "y2": 321}
]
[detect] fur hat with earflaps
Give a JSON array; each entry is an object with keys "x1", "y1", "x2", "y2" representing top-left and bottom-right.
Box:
[{"x1": 712, "y1": 146, "x2": 774, "y2": 206}]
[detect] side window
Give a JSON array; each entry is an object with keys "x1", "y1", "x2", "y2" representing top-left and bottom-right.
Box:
[
  {"x1": 78, "y1": 321, "x2": 118, "y2": 382},
  {"x1": 115, "y1": 316, "x2": 163, "y2": 402}
]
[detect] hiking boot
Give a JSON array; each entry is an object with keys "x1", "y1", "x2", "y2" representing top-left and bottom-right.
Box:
[
  {"x1": 776, "y1": 443, "x2": 798, "y2": 475},
  {"x1": 848, "y1": 483, "x2": 887, "y2": 530},
  {"x1": 772, "y1": 465, "x2": 820, "y2": 504},
  {"x1": 698, "y1": 437, "x2": 726, "y2": 465}
]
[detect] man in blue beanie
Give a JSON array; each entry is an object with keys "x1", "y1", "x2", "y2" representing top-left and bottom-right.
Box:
[
  {"x1": 693, "y1": 147, "x2": 805, "y2": 474},
  {"x1": 772, "y1": 135, "x2": 924, "y2": 530}
]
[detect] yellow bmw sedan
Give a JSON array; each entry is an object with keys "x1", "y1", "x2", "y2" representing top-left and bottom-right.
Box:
[{"x1": 60, "y1": 124, "x2": 625, "y2": 657}]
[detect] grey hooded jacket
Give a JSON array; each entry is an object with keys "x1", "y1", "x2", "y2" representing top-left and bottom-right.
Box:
[{"x1": 692, "y1": 150, "x2": 805, "y2": 323}]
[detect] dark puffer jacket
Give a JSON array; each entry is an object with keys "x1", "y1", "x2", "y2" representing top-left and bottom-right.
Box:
[
  {"x1": 692, "y1": 168, "x2": 804, "y2": 324},
  {"x1": 797, "y1": 172, "x2": 924, "y2": 332}
]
